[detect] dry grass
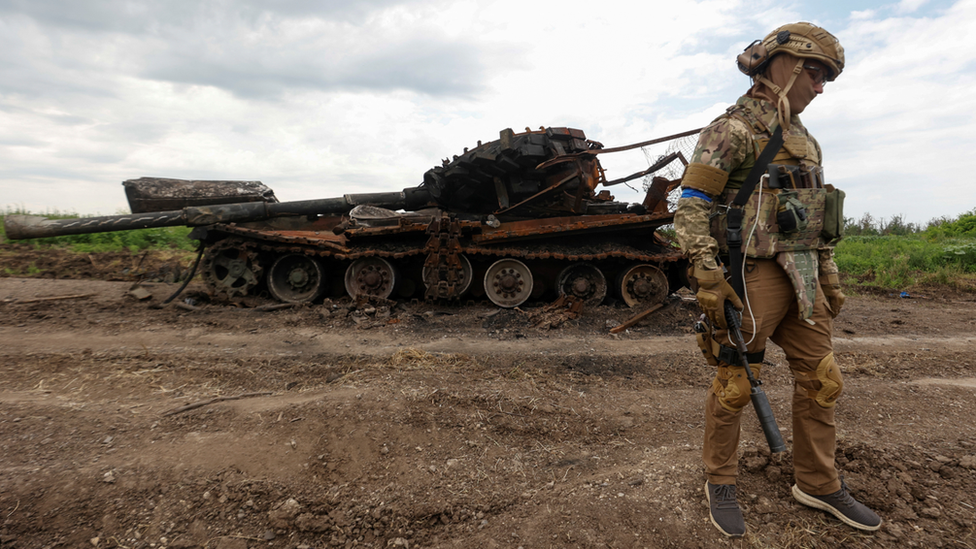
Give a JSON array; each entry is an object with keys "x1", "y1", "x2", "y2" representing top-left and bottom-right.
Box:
[
  {"x1": 388, "y1": 348, "x2": 474, "y2": 370},
  {"x1": 745, "y1": 516, "x2": 882, "y2": 548}
]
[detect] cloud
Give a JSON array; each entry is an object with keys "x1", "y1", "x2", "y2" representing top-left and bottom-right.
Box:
[
  {"x1": 814, "y1": 0, "x2": 976, "y2": 222},
  {"x1": 850, "y1": 9, "x2": 879, "y2": 20},
  {"x1": 141, "y1": 35, "x2": 488, "y2": 98},
  {"x1": 896, "y1": 0, "x2": 931, "y2": 13},
  {"x1": 0, "y1": 0, "x2": 432, "y2": 32},
  {"x1": 1, "y1": 0, "x2": 491, "y2": 98},
  {"x1": 1, "y1": 0, "x2": 974, "y2": 225}
]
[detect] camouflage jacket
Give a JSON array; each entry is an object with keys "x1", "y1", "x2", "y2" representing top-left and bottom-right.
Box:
[{"x1": 674, "y1": 94, "x2": 838, "y2": 316}]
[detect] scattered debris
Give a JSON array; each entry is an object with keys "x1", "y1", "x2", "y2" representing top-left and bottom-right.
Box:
[
  {"x1": 252, "y1": 303, "x2": 298, "y2": 312},
  {"x1": 610, "y1": 302, "x2": 665, "y2": 333},
  {"x1": 8, "y1": 293, "x2": 95, "y2": 304},
  {"x1": 161, "y1": 391, "x2": 274, "y2": 416},
  {"x1": 529, "y1": 295, "x2": 583, "y2": 330},
  {"x1": 127, "y1": 285, "x2": 153, "y2": 301}
]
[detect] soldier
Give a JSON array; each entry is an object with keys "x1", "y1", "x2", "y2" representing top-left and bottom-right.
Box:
[{"x1": 673, "y1": 23, "x2": 882, "y2": 537}]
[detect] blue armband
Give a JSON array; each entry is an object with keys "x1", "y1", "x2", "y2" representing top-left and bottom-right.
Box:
[{"x1": 681, "y1": 188, "x2": 713, "y2": 203}]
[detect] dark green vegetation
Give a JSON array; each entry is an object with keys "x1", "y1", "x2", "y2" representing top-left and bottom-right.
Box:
[
  {"x1": 834, "y1": 209, "x2": 976, "y2": 291},
  {"x1": 843, "y1": 210, "x2": 976, "y2": 238}
]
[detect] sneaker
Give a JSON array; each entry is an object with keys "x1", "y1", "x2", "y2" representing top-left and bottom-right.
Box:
[
  {"x1": 792, "y1": 481, "x2": 882, "y2": 531},
  {"x1": 705, "y1": 482, "x2": 746, "y2": 537}
]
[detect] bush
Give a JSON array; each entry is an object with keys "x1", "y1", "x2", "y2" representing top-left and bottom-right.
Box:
[
  {"x1": 844, "y1": 212, "x2": 922, "y2": 236},
  {"x1": 942, "y1": 241, "x2": 976, "y2": 269},
  {"x1": 925, "y1": 208, "x2": 976, "y2": 238}
]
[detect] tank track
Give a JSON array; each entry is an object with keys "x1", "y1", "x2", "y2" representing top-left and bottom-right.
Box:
[
  {"x1": 203, "y1": 221, "x2": 684, "y2": 307},
  {"x1": 214, "y1": 226, "x2": 681, "y2": 264}
]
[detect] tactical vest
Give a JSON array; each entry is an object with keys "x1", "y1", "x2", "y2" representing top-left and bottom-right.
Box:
[{"x1": 708, "y1": 103, "x2": 828, "y2": 259}]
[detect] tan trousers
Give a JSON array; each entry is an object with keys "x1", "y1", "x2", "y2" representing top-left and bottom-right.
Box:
[{"x1": 703, "y1": 258, "x2": 842, "y2": 496}]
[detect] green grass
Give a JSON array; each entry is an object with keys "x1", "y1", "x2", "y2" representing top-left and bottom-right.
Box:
[
  {"x1": 1, "y1": 207, "x2": 196, "y2": 252},
  {"x1": 833, "y1": 208, "x2": 976, "y2": 290},
  {"x1": 834, "y1": 234, "x2": 976, "y2": 290},
  {"x1": 3, "y1": 262, "x2": 42, "y2": 277}
]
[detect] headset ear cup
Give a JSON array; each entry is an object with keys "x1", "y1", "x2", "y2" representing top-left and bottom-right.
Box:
[{"x1": 737, "y1": 40, "x2": 769, "y2": 76}]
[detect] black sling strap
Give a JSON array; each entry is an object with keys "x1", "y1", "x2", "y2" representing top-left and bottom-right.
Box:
[{"x1": 726, "y1": 125, "x2": 784, "y2": 299}]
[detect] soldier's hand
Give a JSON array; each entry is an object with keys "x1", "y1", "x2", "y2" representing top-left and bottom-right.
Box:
[
  {"x1": 693, "y1": 266, "x2": 743, "y2": 329},
  {"x1": 821, "y1": 273, "x2": 845, "y2": 318}
]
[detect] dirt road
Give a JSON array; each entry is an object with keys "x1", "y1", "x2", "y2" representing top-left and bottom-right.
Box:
[{"x1": 2, "y1": 267, "x2": 976, "y2": 549}]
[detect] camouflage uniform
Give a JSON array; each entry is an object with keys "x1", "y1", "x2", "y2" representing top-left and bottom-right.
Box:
[{"x1": 675, "y1": 94, "x2": 845, "y2": 496}]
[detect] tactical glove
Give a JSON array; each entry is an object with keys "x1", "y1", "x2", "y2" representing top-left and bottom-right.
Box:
[
  {"x1": 693, "y1": 266, "x2": 743, "y2": 330},
  {"x1": 821, "y1": 272, "x2": 845, "y2": 318}
]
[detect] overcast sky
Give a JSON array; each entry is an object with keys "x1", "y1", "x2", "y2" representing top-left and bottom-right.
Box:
[{"x1": 1, "y1": 0, "x2": 973, "y2": 225}]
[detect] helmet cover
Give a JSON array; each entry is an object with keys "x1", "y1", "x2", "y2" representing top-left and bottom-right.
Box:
[{"x1": 737, "y1": 22, "x2": 844, "y2": 81}]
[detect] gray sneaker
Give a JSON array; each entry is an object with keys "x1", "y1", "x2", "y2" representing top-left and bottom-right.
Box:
[
  {"x1": 792, "y1": 481, "x2": 882, "y2": 531},
  {"x1": 705, "y1": 482, "x2": 746, "y2": 537}
]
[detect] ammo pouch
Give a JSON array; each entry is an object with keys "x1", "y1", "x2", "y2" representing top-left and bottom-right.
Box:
[
  {"x1": 821, "y1": 184, "x2": 846, "y2": 243},
  {"x1": 767, "y1": 164, "x2": 813, "y2": 234},
  {"x1": 777, "y1": 191, "x2": 809, "y2": 233}
]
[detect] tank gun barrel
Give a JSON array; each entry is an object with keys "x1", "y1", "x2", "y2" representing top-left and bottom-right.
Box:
[{"x1": 4, "y1": 188, "x2": 431, "y2": 240}]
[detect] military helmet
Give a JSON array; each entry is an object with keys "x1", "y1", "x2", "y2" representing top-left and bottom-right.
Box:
[{"x1": 737, "y1": 22, "x2": 845, "y2": 81}]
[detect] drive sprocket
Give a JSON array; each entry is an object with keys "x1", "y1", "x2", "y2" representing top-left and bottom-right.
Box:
[{"x1": 201, "y1": 238, "x2": 264, "y2": 299}]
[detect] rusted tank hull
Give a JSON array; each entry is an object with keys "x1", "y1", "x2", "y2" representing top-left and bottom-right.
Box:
[
  {"x1": 194, "y1": 208, "x2": 685, "y2": 309},
  {"x1": 5, "y1": 126, "x2": 694, "y2": 309}
]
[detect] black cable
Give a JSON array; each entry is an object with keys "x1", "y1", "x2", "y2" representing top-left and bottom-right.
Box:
[{"x1": 162, "y1": 242, "x2": 206, "y2": 305}]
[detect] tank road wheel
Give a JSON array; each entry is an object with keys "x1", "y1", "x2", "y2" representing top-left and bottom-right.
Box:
[
  {"x1": 618, "y1": 264, "x2": 669, "y2": 308},
  {"x1": 202, "y1": 239, "x2": 263, "y2": 299},
  {"x1": 484, "y1": 259, "x2": 534, "y2": 308},
  {"x1": 267, "y1": 254, "x2": 327, "y2": 304},
  {"x1": 422, "y1": 254, "x2": 474, "y2": 297},
  {"x1": 344, "y1": 257, "x2": 399, "y2": 299},
  {"x1": 556, "y1": 263, "x2": 607, "y2": 307}
]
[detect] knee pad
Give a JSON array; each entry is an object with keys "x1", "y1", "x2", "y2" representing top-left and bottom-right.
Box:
[
  {"x1": 813, "y1": 353, "x2": 843, "y2": 408},
  {"x1": 712, "y1": 364, "x2": 762, "y2": 412}
]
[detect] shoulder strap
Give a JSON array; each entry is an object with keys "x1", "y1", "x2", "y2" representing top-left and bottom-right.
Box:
[
  {"x1": 733, "y1": 125, "x2": 783, "y2": 206},
  {"x1": 725, "y1": 125, "x2": 784, "y2": 298}
]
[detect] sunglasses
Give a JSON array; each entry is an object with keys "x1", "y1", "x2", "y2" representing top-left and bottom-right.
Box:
[{"x1": 803, "y1": 63, "x2": 828, "y2": 86}]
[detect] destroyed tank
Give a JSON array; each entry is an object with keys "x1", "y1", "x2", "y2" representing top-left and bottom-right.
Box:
[{"x1": 4, "y1": 126, "x2": 695, "y2": 309}]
